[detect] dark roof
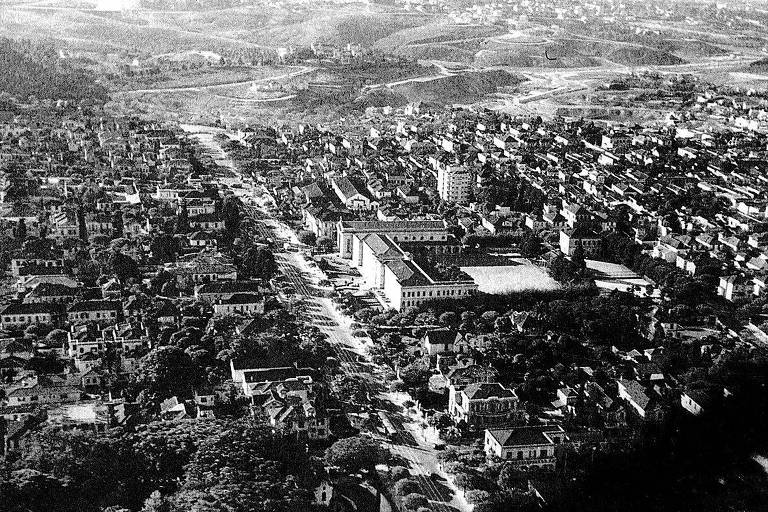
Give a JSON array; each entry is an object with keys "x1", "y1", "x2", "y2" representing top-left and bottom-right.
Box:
[
  {"x1": 197, "y1": 280, "x2": 264, "y2": 295},
  {"x1": 68, "y1": 300, "x2": 121, "y2": 313},
  {"x1": 487, "y1": 425, "x2": 564, "y2": 447},
  {"x1": 462, "y1": 382, "x2": 516, "y2": 400},
  {"x1": 340, "y1": 220, "x2": 445, "y2": 232},
  {"x1": 1, "y1": 303, "x2": 58, "y2": 315},
  {"x1": 333, "y1": 176, "x2": 369, "y2": 201},
  {"x1": 220, "y1": 293, "x2": 263, "y2": 305},
  {"x1": 385, "y1": 259, "x2": 430, "y2": 287},
  {"x1": 25, "y1": 283, "x2": 78, "y2": 298},
  {"x1": 360, "y1": 234, "x2": 402, "y2": 259}
]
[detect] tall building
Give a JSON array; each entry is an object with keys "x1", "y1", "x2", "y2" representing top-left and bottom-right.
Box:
[{"x1": 437, "y1": 164, "x2": 471, "y2": 204}]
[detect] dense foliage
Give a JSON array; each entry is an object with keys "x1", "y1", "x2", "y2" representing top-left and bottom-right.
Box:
[
  {"x1": 0, "y1": 38, "x2": 108, "y2": 102},
  {"x1": 0, "y1": 420, "x2": 319, "y2": 512}
]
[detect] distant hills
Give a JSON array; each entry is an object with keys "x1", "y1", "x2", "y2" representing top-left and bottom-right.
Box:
[
  {"x1": 749, "y1": 58, "x2": 768, "y2": 73},
  {"x1": 0, "y1": 38, "x2": 108, "y2": 103}
]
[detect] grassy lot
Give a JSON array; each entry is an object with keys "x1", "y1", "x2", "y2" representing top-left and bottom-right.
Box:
[{"x1": 461, "y1": 258, "x2": 560, "y2": 294}]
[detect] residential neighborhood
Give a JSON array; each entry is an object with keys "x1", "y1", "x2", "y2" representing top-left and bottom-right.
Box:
[{"x1": 2, "y1": 27, "x2": 768, "y2": 512}]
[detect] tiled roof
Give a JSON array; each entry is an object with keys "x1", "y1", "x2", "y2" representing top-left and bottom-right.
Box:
[
  {"x1": 462, "y1": 382, "x2": 516, "y2": 400},
  {"x1": 340, "y1": 220, "x2": 445, "y2": 232},
  {"x1": 385, "y1": 259, "x2": 430, "y2": 287},
  {"x1": 68, "y1": 300, "x2": 121, "y2": 313},
  {"x1": 487, "y1": 425, "x2": 564, "y2": 447},
  {"x1": 1, "y1": 303, "x2": 58, "y2": 315}
]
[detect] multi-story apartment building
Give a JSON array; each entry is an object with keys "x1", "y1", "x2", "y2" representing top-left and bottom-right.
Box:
[{"x1": 437, "y1": 164, "x2": 471, "y2": 204}]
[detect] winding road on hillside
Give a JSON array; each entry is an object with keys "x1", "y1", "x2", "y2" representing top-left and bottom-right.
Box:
[{"x1": 118, "y1": 65, "x2": 314, "y2": 95}]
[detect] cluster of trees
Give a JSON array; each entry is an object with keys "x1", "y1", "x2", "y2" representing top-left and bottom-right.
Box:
[
  {"x1": 0, "y1": 38, "x2": 108, "y2": 103},
  {"x1": 0, "y1": 419, "x2": 321, "y2": 512},
  {"x1": 239, "y1": 245, "x2": 278, "y2": 280},
  {"x1": 435, "y1": 448, "x2": 539, "y2": 512},
  {"x1": 596, "y1": 232, "x2": 722, "y2": 306},
  {"x1": 548, "y1": 244, "x2": 587, "y2": 283},
  {"x1": 474, "y1": 173, "x2": 545, "y2": 215}
]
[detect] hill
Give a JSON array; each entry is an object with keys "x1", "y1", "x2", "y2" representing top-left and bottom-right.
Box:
[
  {"x1": 749, "y1": 58, "x2": 768, "y2": 73},
  {"x1": 0, "y1": 38, "x2": 108, "y2": 102},
  {"x1": 393, "y1": 70, "x2": 525, "y2": 105}
]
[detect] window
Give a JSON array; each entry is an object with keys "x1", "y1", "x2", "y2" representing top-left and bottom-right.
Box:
[
  {"x1": 540, "y1": 449, "x2": 548, "y2": 458},
  {"x1": 517, "y1": 451, "x2": 523, "y2": 460}
]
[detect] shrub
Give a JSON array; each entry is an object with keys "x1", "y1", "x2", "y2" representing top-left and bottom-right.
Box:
[
  {"x1": 393, "y1": 478, "x2": 421, "y2": 497},
  {"x1": 402, "y1": 493, "x2": 429, "y2": 511},
  {"x1": 391, "y1": 466, "x2": 410, "y2": 481}
]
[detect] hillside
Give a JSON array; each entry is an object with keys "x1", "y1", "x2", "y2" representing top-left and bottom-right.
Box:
[
  {"x1": 393, "y1": 70, "x2": 525, "y2": 105},
  {"x1": 0, "y1": 38, "x2": 108, "y2": 102},
  {"x1": 749, "y1": 58, "x2": 768, "y2": 73}
]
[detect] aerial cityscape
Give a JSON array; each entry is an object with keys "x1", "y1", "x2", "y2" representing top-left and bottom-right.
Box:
[{"x1": 0, "y1": 0, "x2": 768, "y2": 511}]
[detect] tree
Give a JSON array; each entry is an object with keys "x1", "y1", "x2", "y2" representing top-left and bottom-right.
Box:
[
  {"x1": 109, "y1": 251, "x2": 140, "y2": 283},
  {"x1": 497, "y1": 463, "x2": 526, "y2": 492},
  {"x1": 465, "y1": 490, "x2": 491, "y2": 505},
  {"x1": 427, "y1": 412, "x2": 452, "y2": 430},
  {"x1": 399, "y1": 359, "x2": 430, "y2": 388},
  {"x1": 241, "y1": 246, "x2": 278, "y2": 280},
  {"x1": 134, "y1": 346, "x2": 199, "y2": 404},
  {"x1": 77, "y1": 205, "x2": 88, "y2": 242},
  {"x1": 520, "y1": 233, "x2": 543, "y2": 258},
  {"x1": 45, "y1": 328, "x2": 68, "y2": 347},
  {"x1": 297, "y1": 230, "x2": 316, "y2": 246},
  {"x1": 222, "y1": 197, "x2": 241, "y2": 240},
  {"x1": 316, "y1": 236, "x2": 333, "y2": 252},
  {"x1": 402, "y1": 493, "x2": 429, "y2": 511},
  {"x1": 393, "y1": 478, "x2": 421, "y2": 496},
  {"x1": 175, "y1": 203, "x2": 189, "y2": 234},
  {"x1": 439, "y1": 311, "x2": 457, "y2": 326},
  {"x1": 391, "y1": 466, "x2": 411, "y2": 481},
  {"x1": 324, "y1": 436, "x2": 385, "y2": 474},
  {"x1": 150, "y1": 234, "x2": 178, "y2": 263},
  {"x1": 112, "y1": 210, "x2": 124, "y2": 238},
  {"x1": 333, "y1": 374, "x2": 368, "y2": 405},
  {"x1": 571, "y1": 241, "x2": 586, "y2": 270},
  {"x1": 15, "y1": 218, "x2": 27, "y2": 240}
]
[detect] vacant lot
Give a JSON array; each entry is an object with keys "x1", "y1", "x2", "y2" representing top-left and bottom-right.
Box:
[{"x1": 462, "y1": 259, "x2": 560, "y2": 294}]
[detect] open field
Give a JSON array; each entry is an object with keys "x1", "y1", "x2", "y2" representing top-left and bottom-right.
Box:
[{"x1": 462, "y1": 259, "x2": 560, "y2": 295}]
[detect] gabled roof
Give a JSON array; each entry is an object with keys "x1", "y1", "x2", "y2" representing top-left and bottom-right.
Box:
[
  {"x1": 68, "y1": 300, "x2": 121, "y2": 313},
  {"x1": 487, "y1": 424, "x2": 564, "y2": 447},
  {"x1": 360, "y1": 234, "x2": 402, "y2": 260},
  {"x1": 1, "y1": 303, "x2": 58, "y2": 315},
  {"x1": 618, "y1": 379, "x2": 650, "y2": 410},
  {"x1": 333, "y1": 176, "x2": 368, "y2": 201},
  {"x1": 385, "y1": 259, "x2": 430, "y2": 287},
  {"x1": 462, "y1": 382, "x2": 516, "y2": 400}
]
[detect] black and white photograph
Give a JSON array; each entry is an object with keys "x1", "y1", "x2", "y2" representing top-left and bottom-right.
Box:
[{"x1": 0, "y1": 0, "x2": 767, "y2": 511}]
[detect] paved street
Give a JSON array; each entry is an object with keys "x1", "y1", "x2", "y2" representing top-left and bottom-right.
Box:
[{"x1": 186, "y1": 126, "x2": 471, "y2": 512}]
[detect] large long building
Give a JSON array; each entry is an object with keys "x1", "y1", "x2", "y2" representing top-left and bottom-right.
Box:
[
  {"x1": 337, "y1": 220, "x2": 477, "y2": 310},
  {"x1": 337, "y1": 220, "x2": 449, "y2": 258}
]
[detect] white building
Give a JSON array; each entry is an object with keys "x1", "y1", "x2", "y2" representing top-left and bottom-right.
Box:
[
  {"x1": 437, "y1": 164, "x2": 471, "y2": 204},
  {"x1": 484, "y1": 425, "x2": 565, "y2": 468},
  {"x1": 337, "y1": 221, "x2": 476, "y2": 311},
  {"x1": 337, "y1": 220, "x2": 447, "y2": 259}
]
